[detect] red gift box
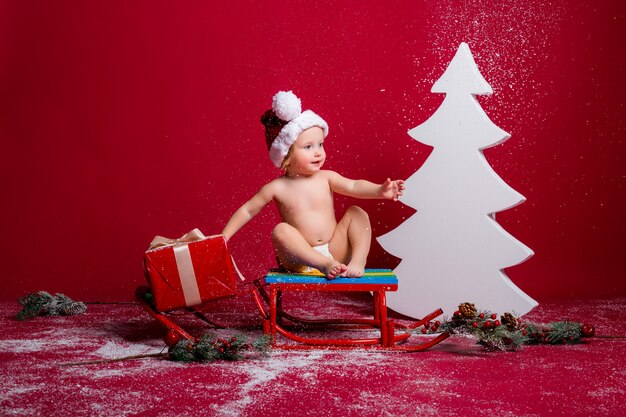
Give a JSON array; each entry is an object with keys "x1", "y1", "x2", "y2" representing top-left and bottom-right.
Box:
[{"x1": 144, "y1": 229, "x2": 238, "y2": 312}]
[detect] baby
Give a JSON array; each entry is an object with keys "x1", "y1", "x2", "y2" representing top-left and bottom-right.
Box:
[{"x1": 221, "y1": 91, "x2": 405, "y2": 279}]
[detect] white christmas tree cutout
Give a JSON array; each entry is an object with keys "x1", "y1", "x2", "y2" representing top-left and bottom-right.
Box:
[{"x1": 378, "y1": 43, "x2": 537, "y2": 318}]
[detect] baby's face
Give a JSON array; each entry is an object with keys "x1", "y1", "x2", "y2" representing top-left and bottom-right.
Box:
[{"x1": 286, "y1": 127, "x2": 326, "y2": 175}]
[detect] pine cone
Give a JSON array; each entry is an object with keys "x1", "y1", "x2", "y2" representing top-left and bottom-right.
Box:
[
  {"x1": 501, "y1": 312, "x2": 518, "y2": 330},
  {"x1": 60, "y1": 302, "x2": 87, "y2": 316},
  {"x1": 458, "y1": 302, "x2": 477, "y2": 318}
]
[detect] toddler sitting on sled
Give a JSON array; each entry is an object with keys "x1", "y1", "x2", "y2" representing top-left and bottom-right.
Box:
[{"x1": 222, "y1": 91, "x2": 404, "y2": 279}]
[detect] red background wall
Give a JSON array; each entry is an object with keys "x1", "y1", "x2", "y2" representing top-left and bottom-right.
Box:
[{"x1": 1, "y1": 1, "x2": 624, "y2": 302}]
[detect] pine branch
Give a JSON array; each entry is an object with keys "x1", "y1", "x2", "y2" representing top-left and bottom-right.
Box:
[
  {"x1": 420, "y1": 302, "x2": 592, "y2": 351},
  {"x1": 17, "y1": 291, "x2": 53, "y2": 320},
  {"x1": 168, "y1": 332, "x2": 272, "y2": 362},
  {"x1": 251, "y1": 335, "x2": 272, "y2": 357},
  {"x1": 17, "y1": 291, "x2": 87, "y2": 320}
]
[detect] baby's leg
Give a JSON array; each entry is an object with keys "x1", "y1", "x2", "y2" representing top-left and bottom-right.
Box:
[
  {"x1": 272, "y1": 223, "x2": 347, "y2": 279},
  {"x1": 329, "y1": 206, "x2": 371, "y2": 277}
]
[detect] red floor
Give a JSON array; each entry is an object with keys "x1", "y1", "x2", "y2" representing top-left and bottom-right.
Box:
[{"x1": 1, "y1": 294, "x2": 625, "y2": 417}]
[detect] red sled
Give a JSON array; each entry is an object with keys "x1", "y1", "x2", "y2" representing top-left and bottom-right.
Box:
[
  {"x1": 143, "y1": 231, "x2": 238, "y2": 312},
  {"x1": 138, "y1": 229, "x2": 449, "y2": 352}
]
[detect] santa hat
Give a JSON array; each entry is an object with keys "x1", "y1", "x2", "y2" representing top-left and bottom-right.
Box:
[{"x1": 261, "y1": 91, "x2": 329, "y2": 168}]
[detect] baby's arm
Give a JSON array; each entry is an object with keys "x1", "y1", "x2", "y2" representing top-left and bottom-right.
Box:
[
  {"x1": 221, "y1": 183, "x2": 275, "y2": 242},
  {"x1": 326, "y1": 171, "x2": 405, "y2": 201}
]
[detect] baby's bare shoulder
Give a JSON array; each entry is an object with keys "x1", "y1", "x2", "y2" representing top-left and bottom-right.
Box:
[
  {"x1": 318, "y1": 170, "x2": 339, "y2": 180},
  {"x1": 318, "y1": 169, "x2": 345, "y2": 185},
  {"x1": 261, "y1": 176, "x2": 289, "y2": 197},
  {"x1": 266, "y1": 176, "x2": 288, "y2": 188}
]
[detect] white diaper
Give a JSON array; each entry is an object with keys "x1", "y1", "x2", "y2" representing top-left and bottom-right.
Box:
[
  {"x1": 299, "y1": 243, "x2": 334, "y2": 274},
  {"x1": 312, "y1": 243, "x2": 333, "y2": 260},
  {"x1": 279, "y1": 243, "x2": 334, "y2": 274}
]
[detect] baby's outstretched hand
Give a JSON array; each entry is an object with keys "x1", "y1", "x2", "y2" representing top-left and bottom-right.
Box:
[{"x1": 380, "y1": 178, "x2": 405, "y2": 201}]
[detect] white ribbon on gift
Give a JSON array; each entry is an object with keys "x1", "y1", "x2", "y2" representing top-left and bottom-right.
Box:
[
  {"x1": 148, "y1": 228, "x2": 206, "y2": 250},
  {"x1": 173, "y1": 243, "x2": 203, "y2": 307}
]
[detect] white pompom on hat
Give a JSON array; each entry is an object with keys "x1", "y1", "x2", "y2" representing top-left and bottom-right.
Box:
[
  {"x1": 272, "y1": 91, "x2": 302, "y2": 121},
  {"x1": 261, "y1": 91, "x2": 329, "y2": 168}
]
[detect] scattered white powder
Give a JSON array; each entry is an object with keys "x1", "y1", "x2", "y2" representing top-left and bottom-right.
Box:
[
  {"x1": 0, "y1": 382, "x2": 48, "y2": 403},
  {"x1": 1, "y1": 300, "x2": 624, "y2": 417},
  {"x1": 95, "y1": 340, "x2": 159, "y2": 359},
  {"x1": 587, "y1": 386, "x2": 625, "y2": 398},
  {"x1": 210, "y1": 350, "x2": 328, "y2": 417},
  {"x1": 0, "y1": 336, "x2": 88, "y2": 353}
]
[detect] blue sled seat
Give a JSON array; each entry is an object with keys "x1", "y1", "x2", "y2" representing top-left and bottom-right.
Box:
[{"x1": 263, "y1": 268, "x2": 398, "y2": 285}]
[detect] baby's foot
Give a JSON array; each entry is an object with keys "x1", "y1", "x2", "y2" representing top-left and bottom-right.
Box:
[
  {"x1": 323, "y1": 260, "x2": 348, "y2": 280},
  {"x1": 343, "y1": 262, "x2": 365, "y2": 278}
]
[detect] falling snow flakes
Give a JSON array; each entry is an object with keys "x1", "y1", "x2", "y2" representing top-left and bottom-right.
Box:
[{"x1": 420, "y1": 0, "x2": 566, "y2": 132}]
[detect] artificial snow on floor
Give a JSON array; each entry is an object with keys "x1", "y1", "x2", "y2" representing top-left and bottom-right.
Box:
[{"x1": 1, "y1": 294, "x2": 624, "y2": 416}]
